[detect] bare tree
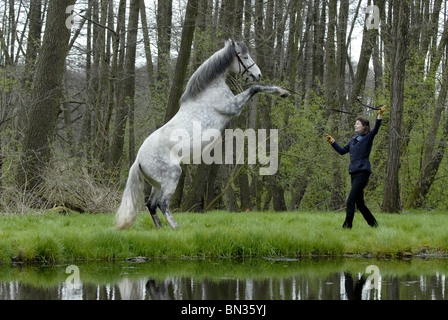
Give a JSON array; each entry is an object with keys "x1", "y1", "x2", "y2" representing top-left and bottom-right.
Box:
[
  {"x1": 140, "y1": 0, "x2": 155, "y2": 87},
  {"x1": 16, "y1": 0, "x2": 76, "y2": 192},
  {"x1": 156, "y1": 0, "x2": 172, "y2": 87},
  {"x1": 164, "y1": 0, "x2": 199, "y2": 123},
  {"x1": 382, "y1": 0, "x2": 410, "y2": 213},
  {"x1": 110, "y1": 0, "x2": 140, "y2": 169}
]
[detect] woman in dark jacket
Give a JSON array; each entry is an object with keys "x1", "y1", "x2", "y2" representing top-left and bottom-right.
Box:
[{"x1": 326, "y1": 106, "x2": 387, "y2": 229}]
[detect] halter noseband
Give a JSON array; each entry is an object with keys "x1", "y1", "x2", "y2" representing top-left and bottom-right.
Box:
[{"x1": 235, "y1": 49, "x2": 256, "y2": 77}]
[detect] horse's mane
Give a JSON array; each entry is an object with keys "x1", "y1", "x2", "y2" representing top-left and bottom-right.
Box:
[{"x1": 180, "y1": 40, "x2": 248, "y2": 104}]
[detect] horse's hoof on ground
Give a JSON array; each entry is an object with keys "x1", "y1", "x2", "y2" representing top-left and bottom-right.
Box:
[
  {"x1": 114, "y1": 223, "x2": 130, "y2": 230},
  {"x1": 169, "y1": 221, "x2": 179, "y2": 229}
]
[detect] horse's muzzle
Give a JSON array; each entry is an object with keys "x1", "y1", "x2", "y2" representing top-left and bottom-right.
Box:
[{"x1": 252, "y1": 73, "x2": 261, "y2": 82}]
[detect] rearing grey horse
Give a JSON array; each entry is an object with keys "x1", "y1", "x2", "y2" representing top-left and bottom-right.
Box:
[{"x1": 114, "y1": 39, "x2": 290, "y2": 230}]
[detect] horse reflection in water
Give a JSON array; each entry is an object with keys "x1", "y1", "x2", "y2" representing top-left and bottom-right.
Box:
[
  {"x1": 114, "y1": 39, "x2": 289, "y2": 230},
  {"x1": 116, "y1": 278, "x2": 177, "y2": 300}
]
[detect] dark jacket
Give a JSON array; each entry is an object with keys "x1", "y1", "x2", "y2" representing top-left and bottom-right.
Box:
[{"x1": 331, "y1": 119, "x2": 382, "y2": 174}]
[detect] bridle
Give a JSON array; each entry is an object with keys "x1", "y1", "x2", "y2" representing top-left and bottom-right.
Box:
[{"x1": 235, "y1": 49, "x2": 256, "y2": 77}]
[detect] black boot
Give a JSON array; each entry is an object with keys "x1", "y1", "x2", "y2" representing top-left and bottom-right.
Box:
[{"x1": 342, "y1": 220, "x2": 352, "y2": 229}]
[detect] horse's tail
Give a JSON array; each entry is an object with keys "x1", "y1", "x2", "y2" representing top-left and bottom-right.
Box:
[{"x1": 114, "y1": 161, "x2": 145, "y2": 230}]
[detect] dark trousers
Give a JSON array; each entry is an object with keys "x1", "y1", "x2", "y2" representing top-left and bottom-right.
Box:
[{"x1": 343, "y1": 171, "x2": 378, "y2": 229}]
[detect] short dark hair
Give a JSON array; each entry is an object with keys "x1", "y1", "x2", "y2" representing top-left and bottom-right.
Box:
[{"x1": 356, "y1": 117, "x2": 371, "y2": 135}]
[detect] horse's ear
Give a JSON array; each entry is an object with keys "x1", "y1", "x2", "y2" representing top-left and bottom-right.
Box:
[{"x1": 230, "y1": 39, "x2": 236, "y2": 47}]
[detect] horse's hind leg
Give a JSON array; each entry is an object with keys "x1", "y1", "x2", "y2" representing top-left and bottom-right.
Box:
[
  {"x1": 146, "y1": 187, "x2": 163, "y2": 229},
  {"x1": 158, "y1": 196, "x2": 178, "y2": 229},
  {"x1": 157, "y1": 166, "x2": 181, "y2": 229},
  {"x1": 149, "y1": 206, "x2": 163, "y2": 229},
  {"x1": 140, "y1": 156, "x2": 181, "y2": 229}
]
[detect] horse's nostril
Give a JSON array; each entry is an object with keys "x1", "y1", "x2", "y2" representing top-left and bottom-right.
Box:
[{"x1": 252, "y1": 74, "x2": 261, "y2": 82}]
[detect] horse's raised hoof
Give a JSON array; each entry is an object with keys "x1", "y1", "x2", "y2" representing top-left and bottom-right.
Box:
[{"x1": 277, "y1": 88, "x2": 290, "y2": 98}]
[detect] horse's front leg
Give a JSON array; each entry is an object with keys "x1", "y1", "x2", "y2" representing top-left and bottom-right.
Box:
[
  {"x1": 253, "y1": 85, "x2": 291, "y2": 98},
  {"x1": 235, "y1": 85, "x2": 290, "y2": 105},
  {"x1": 226, "y1": 85, "x2": 290, "y2": 117}
]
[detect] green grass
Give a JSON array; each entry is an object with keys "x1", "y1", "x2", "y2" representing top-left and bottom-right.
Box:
[{"x1": 0, "y1": 210, "x2": 448, "y2": 263}]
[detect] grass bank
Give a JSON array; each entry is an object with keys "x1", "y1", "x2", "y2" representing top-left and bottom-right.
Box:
[{"x1": 0, "y1": 210, "x2": 447, "y2": 263}]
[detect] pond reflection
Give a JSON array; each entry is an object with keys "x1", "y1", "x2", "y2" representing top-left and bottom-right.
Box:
[{"x1": 1, "y1": 258, "x2": 447, "y2": 300}]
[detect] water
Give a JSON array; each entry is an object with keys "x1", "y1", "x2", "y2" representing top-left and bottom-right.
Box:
[{"x1": 1, "y1": 257, "x2": 447, "y2": 300}]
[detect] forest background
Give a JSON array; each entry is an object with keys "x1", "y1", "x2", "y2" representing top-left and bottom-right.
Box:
[{"x1": 0, "y1": 0, "x2": 447, "y2": 216}]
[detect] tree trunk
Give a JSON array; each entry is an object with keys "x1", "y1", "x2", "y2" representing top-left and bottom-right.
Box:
[
  {"x1": 156, "y1": 0, "x2": 172, "y2": 87},
  {"x1": 104, "y1": 0, "x2": 126, "y2": 163},
  {"x1": 16, "y1": 0, "x2": 75, "y2": 192},
  {"x1": 17, "y1": 0, "x2": 42, "y2": 137},
  {"x1": 182, "y1": 163, "x2": 211, "y2": 212},
  {"x1": 24, "y1": 0, "x2": 42, "y2": 85},
  {"x1": 313, "y1": 0, "x2": 325, "y2": 87},
  {"x1": 347, "y1": 0, "x2": 382, "y2": 112},
  {"x1": 303, "y1": 0, "x2": 315, "y2": 105},
  {"x1": 164, "y1": 0, "x2": 199, "y2": 123},
  {"x1": 140, "y1": 0, "x2": 155, "y2": 88},
  {"x1": 164, "y1": 0, "x2": 198, "y2": 209},
  {"x1": 110, "y1": 0, "x2": 140, "y2": 169},
  {"x1": 325, "y1": 0, "x2": 344, "y2": 210},
  {"x1": 93, "y1": 0, "x2": 109, "y2": 163},
  {"x1": 382, "y1": 1, "x2": 409, "y2": 213},
  {"x1": 254, "y1": 0, "x2": 266, "y2": 71},
  {"x1": 337, "y1": 0, "x2": 348, "y2": 108},
  {"x1": 224, "y1": 166, "x2": 238, "y2": 212}
]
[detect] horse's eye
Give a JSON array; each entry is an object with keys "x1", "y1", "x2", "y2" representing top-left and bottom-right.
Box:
[{"x1": 244, "y1": 57, "x2": 248, "y2": 60}]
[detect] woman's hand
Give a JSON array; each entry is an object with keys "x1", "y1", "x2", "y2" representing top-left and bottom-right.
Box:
[
  {"x1": 326, "y1": 135, "x2": 335, "y2": 144},
  {"x1": 378, "y1": 105, "x2": 387, "y2": 119}
]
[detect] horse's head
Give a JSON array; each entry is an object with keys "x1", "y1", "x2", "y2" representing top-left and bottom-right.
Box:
[{"x1": 229, "y1": 40, "x2": 261, "y2": 82}]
